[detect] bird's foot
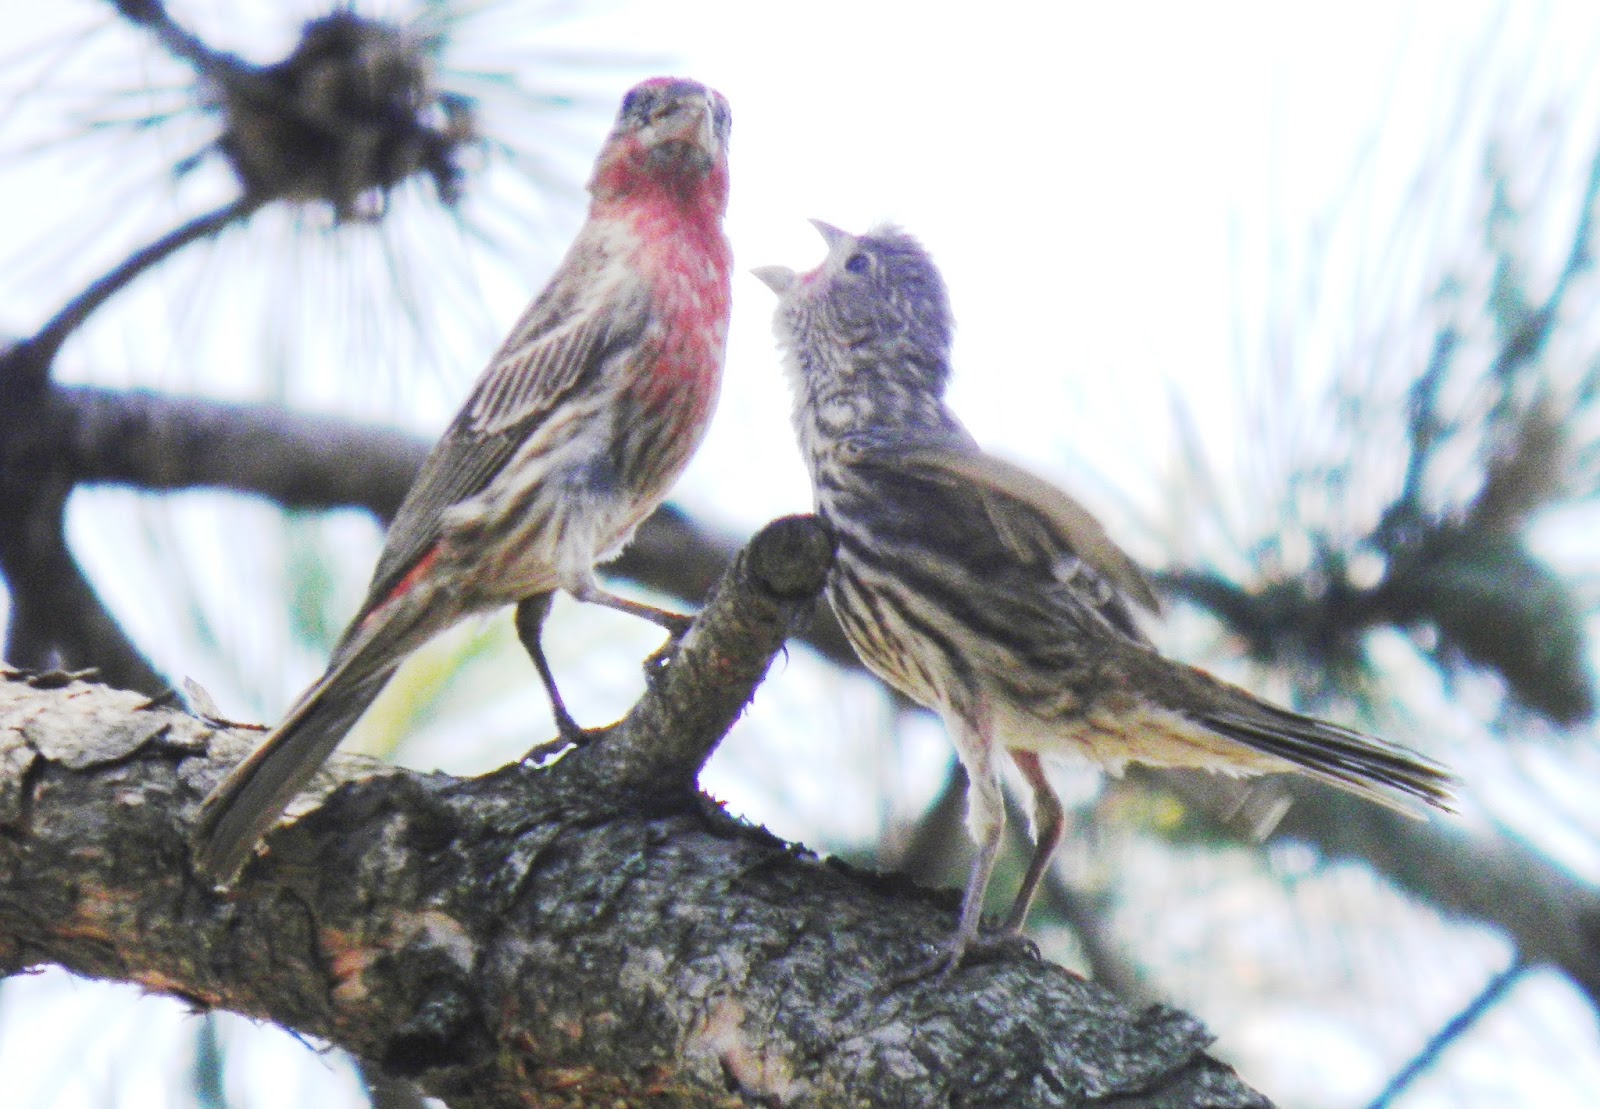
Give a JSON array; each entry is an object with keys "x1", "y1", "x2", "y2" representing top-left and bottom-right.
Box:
[
  {"x1": 887, "y1": 945, "x2": 964, "y2": 989},
  {"x1": 650, "y1": 610, "x2": 695, "y2": 639},
  {"x1": 641, "y1": 616, "x2": 694, "y2": 688},
  {"x1": 523, "y1": 707, "x2": 596, "y2": 764},
  {"x1": 642, "y1": 649, "x2": 673, "y2": 692},
  {"x1": 886, "y1": 927, "x2": 1038, "y2": 989}
]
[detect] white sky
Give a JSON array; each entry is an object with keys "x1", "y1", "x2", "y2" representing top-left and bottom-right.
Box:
[
  {"x1": 669, "y1": 0, "x2": 1493, "y2": 525},
  {"x1": 434, "y1": 0, "x2": 1478, "y2": 531}
]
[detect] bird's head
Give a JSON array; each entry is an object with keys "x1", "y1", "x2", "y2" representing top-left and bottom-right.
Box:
[
  {"x1": 755, "y1": 221, "x2": 954, "y2": 401},
  {"x1": 591, "y1": 77, "x2": 731, "y2": 206}
]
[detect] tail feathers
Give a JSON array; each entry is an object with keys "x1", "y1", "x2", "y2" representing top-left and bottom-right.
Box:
[
  {"x1": 192, "y1": 663, "x2": 394, "y2": 884},
  {"x1": 1201, "y1": 703, "x2": 1457, "y2": 817}
]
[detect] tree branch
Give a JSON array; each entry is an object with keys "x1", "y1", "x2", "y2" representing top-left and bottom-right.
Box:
[
  {"x1": 1268, "y1": 780, "x2": 1600, "y2": 1006},
  {"x1": 577, "y1": 515, "x2": 837, "y2": 793},
  {"x1": 42, "y1": 384, "x2": 430, "y2": 521},
  {"x1": 0, "y1": 475, "x2": 164, "y2": 693},
  {"x1": 1151, "y1": 769, "x2": 1600, "y2": 1010},
  {"x1": 0, "y1": 382, "x2": 437, "y2": 693},
  {"x1": 0, "y1": 522, "x2": 1267, "y2": 1109},
  {"x1": 11, "y1": 381, "x2": 1596, "y2": 1030},
  {"x1": 5, "y1": 200, "x2": 259, "y2": 392},
  {"x1": 8, "y1": 382, "x2": 857, "y2": 663}
]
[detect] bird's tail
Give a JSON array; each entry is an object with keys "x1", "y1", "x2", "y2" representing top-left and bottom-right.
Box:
[
  {"x1": 191, "y1": 656, "x2": 396, "y2": 884},
  {"x1": 193, "y1": 559, "x2": 462, "y2": 883},
  {"x1": 1199, "y1": 694, "x2": 1456, "y2": 817}
]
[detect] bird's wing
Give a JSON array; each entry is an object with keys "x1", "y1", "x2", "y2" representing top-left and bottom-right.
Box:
[
  {"x1": 360, "y1": 275, "x2": 651, "y2": 617},
  {"x1": 883, "y1": 442, "x2": 1161, "y2": 617}
]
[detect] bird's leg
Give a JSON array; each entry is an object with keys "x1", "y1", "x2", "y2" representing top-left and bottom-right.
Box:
[
  {"x1": 565, "y1": 577, "x2": 696, "y2": 685},
  {"x1": 892, "y1": 710, "x2": 1011, "y2": 985},
  {"x1": 577, "y1": 585, "x2": 695, "y2": 638},
  {"x1": 1002, "y1": 749, "x2": 1066, "y2": 934},
  {"x1": 514, "y1": 593, "x2": 589, "y2": 754}
]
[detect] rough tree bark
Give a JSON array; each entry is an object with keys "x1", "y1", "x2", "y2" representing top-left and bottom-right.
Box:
[{"x1": 0, "y1": 517, "x2": 1268, "y2": 1108}]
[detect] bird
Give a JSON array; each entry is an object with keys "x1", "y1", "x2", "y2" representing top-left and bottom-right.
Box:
[
  {"x1": 754, "y1": 221, "x2": 1455, "y2": 977},
  {"x1": 193, "y1": 77, "x2": 734, "y2": 883}
]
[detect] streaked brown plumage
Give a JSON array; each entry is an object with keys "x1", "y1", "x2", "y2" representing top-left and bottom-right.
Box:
[
  {"x1": 193, "y1": 78, "x2": 733, "y2": 884},
  {"x1": 757, "y1": 221, "x2": 1455, "y2": 977}
]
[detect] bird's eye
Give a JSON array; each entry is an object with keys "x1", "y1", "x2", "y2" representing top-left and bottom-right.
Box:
[
  {"x1": 844, "y1": 252, "x2": 870, "y2": 275},
  {"x1": 621, "y1": 88, "x2": 655, "y2": 120}
]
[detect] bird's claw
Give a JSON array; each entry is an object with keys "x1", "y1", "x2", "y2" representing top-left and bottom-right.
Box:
[
  {"x1": 641, "y1": 618, "x2": 693, "y2": 687},
  {"x1": 636, "y1": 610, "x2": 695, "y2": 691},
  {"x1": 524, "y1": 710, "x2": 595, "y2": 764},
  {"x1": 524, "y1": 731, "x2": 592, "y2": 764},
  {"x1": 654, "y1": 611, "x2": 695, "y2": 639},
  {"x1": 970, "y1": 929, "x2": 1040, "y2": 963},
  {"x1": 887, "y1": 948, "x2": 962, "y2": 989},
  {"x1": 885, "y1": 928, "x2": 1036, "y2": 989},
  {"x1": 641, "y1": 642, "x2": 676, "y2": 688}
]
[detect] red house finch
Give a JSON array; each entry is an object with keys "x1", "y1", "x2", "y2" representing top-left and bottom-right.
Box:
[
  {"x1": 194, "y1": 77, "x2": 733, "y2": 883},
  {"x1": 756, "y1": 222, "x2": 1455, "y2": 976}
]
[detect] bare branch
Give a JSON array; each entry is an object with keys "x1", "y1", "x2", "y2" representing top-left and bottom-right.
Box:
[
  {"x1": 576, "y1": 515, "x2": 836, "y2": 793},
  {"x1": 44, "y1": 385, "x2": 429, "y2": 521},
  {"x1": 0, "y1": 480, "x2": 163, "y2": 693},
  {"x1": 34, "y1": 381, "x2": 859, "y2": 662},
  {"x1": 1152, "y1": 769, "x2": 1600, "y2": 1010},
  {"x1": 0, "y1": 384, "x2": 430, "y2": 693},
  {"x1": 5, "y1": 200, "x2": 259, "y2": 391},
  {"x1": 608, "y1": 506, "x2": 860, "y2": 670}
]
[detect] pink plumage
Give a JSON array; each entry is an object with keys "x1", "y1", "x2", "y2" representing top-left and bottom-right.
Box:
[{"x1": 194, "y1": 77, "x2": 734, "y2": 883}]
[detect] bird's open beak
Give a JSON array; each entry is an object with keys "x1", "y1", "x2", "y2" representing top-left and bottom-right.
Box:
[
  {"x1": 751, "y1": 266, "x2": 797, "y2": 294},
  {"x1": 809, "y1": 219, "x2": 850, "y2": 249}
]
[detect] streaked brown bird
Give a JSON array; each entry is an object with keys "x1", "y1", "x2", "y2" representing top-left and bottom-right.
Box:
[
  {"x1": 194, "y1": 77, "x2": 734, "y2": 883},
  {"x1": 756, "y1": 222, "x2": 1455, "y2": 977}
]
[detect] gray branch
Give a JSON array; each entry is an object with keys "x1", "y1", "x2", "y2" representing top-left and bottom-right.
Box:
[
  {"x1": 1268, "y1": 779, "x2": 1600, "y2": 1005},
  {"x1": 6, "y1": 200, "x2": 259, "y2": 391},
  {"x1": 42, "y1": 384, "x2": 430, "y2": 520},
  {"x1": 0, "y1": 383, "x2": 437, "y2": 691},
  {"x1": 0, "y1": 466, "x2": 164, "y2": 693},
  {"x1": 1151, "y1": 769, "x2": 1600, "y2": 1010}
]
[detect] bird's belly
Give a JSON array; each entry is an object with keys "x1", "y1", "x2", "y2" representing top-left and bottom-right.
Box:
[
  {"x1": 824, "y1": 564, "x2": 964, "y2": 716},
  {"x1": 439, "y1": 448, "x2": 650, "y2": 605}
]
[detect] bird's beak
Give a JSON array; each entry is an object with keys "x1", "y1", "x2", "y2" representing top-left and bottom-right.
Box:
[
  {"x1": 689, "y1": 93, "x2": 717, "y2": 155},
  {"x1": 647, "y1": 89, "x2": 720, "y2": 168},
  {"x1": 809, "y1": 219, "x2": 850, "y2": 249},
  {"x1": 751, "y1": 266, "x2": 797, "y2": 294}
]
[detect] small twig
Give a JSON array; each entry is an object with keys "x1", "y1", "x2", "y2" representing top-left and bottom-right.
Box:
[
  {"x1": 106, "y1": 0, "x2": 219, "y2": 72},
  {"x1": 7, "y1": 197, "x2": 259, "y2": 392},
  {"x1": 569, "y1": 514, "x2": 835, "y2": 795},
  {"x1": 1365, "y1": 960, "x2": 1525, "y2": 1108}
]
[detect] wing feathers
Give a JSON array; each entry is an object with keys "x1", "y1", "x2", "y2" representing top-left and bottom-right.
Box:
[
  {"x1": 362, "y1": 277, "x2": 650, "y2": 615},
  {"x1": 468, "y1": 313, "x2": 608, "y2": 435},
  {"x1": 850, "y1": 437, "x2": 1161, "y2": 617}
]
